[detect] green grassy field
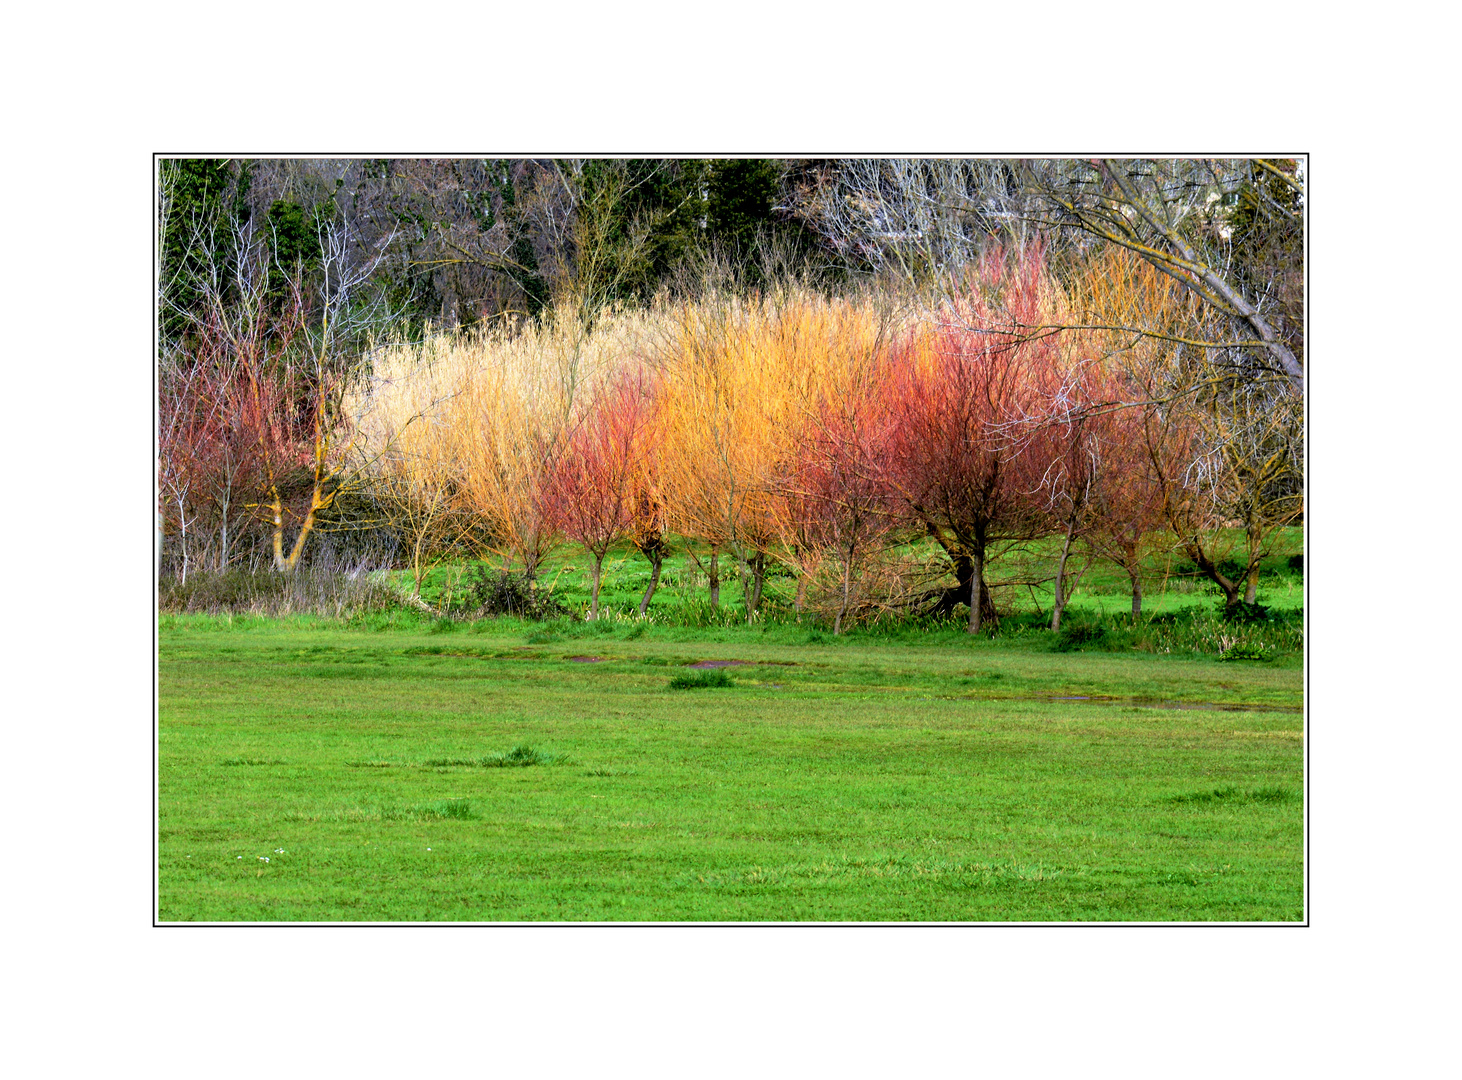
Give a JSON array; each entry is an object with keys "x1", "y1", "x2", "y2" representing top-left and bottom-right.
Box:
[{"x1": 157, "y1": 608, "x2": 1304, "y2": 921}]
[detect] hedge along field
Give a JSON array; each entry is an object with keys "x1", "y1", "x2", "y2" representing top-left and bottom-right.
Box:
[{"x1": 157, "y1": 615, "x2": 1303, "y2": 922}]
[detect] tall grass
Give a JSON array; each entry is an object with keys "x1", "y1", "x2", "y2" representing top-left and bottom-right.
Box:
[{"x1": 158, "y1": 548, "x2": 402, "y2": 617}]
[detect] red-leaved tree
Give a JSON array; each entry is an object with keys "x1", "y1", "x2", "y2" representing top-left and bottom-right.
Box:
[
  {"x1": 625, "y1": 388, "x2": 673, "y2": 617},
  {"x1": 783, "y1": 388, "x2": 898, "y2": 634},
  {"x1": 1083, "y1": 377, "x2": 1172, "y2": 617},
  {"x1": 544, "y1": 370, "x2": 655, "y2": 619},
  {"x1": 158, "y1": 292, "x2": 314, "y2": 578},
  {"x1": 1018, "y1": 355, "x2": 1123, "y2": 630},
  {"x1": 880, "y1": 245, "x2": 1063, "y2": 632}
]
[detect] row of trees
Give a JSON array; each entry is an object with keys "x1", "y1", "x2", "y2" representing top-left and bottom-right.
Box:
[
  {"x1": 520, "y1": 247, "x2": 1297, "y2": 632},
  {"x1": 157, "y1": 158, "x2": 1303, "y2": 629}
]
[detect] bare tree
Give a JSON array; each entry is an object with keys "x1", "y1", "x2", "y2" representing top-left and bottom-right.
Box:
[
  {"x1": 255, "y1": 212, "x2": 398, "y2": 572},
  {"x1": 785, "y1": 158, "x2": 1304, "y2": 396},
  {"x1": 1016, "y1": 158, "x2": 1304, "y2": 395},
  {"x1": 158, "y1": 166, "x2": 404, "y2": 576}
]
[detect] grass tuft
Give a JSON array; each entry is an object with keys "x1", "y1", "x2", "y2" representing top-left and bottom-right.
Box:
[
  {"x1": 416, "y1": 798, "x2": 475, "y2": 819},
  {"x1": 668, "y1": 669, "x2": 735, "y2": 690},
  {"x1": 1217, "y1": 642, "x2": 1272, "y2": 662},
  {"x1": 1169, "y1": 785, "x2": 1297, "y2": 806},
  {"x1": 425, "y1": 745, "x2": 561, "y2": 768}
]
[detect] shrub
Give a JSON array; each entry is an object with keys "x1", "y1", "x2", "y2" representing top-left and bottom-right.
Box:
[
  {"x1": 466, "y1": 566, "x2": 571, "y2": 619},
  {"x1": 1053, "y1": 620, "x2": 1107, "y2": 653},
  {"x1": 1221, "y1": 600, "x2": 1271, "y2": 624}
]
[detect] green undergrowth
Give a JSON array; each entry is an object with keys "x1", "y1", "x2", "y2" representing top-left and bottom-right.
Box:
[
  {"x1": 159, "y1": 599, "x2": 1302, "y2": 663},
  {"x1": 158, "y1": 529, "x2": 1303, "y2": 662}
]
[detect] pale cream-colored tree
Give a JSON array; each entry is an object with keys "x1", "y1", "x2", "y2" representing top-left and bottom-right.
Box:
[
  {"x1": 442, "y1": 304, "x2": 657, "y2": 584},
  {"x1": 347, "y1": 337, "x2": 472, "y2": 599}
]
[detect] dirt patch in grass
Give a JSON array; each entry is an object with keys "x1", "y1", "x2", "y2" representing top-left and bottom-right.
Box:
[{"x1": 1036, "y1": 695, "x2": 1303, "y2": 713}]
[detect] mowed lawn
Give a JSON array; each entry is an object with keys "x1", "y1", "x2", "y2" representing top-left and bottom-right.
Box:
[{"x1": 157, "y1": 619, "x2": 1304, "y2": 922}]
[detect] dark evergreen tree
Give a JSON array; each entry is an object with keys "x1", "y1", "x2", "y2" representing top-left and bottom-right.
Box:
[
  {"x1": 158, "y1": 159, "x2": 252, "y2": 345},
  {"x1": 264, "y1": 198, "x2": 322, "y2": 314}
]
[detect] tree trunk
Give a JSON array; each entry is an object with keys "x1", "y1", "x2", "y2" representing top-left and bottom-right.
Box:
[
  {"x1": 638, "y1": 550, "x2": 663, "y2": 616},
  {"x1": 1130, "y1": 570, "x2": 1142, "y2": 616},
  {"x1": 834, "y1": 543, "x2": 855, "y2": 635},
  {"x1": 176, "y1": 494, "x2": 190, "y2": 586},
  {"x1": 1187, "y1": 539, "x2": 1241, "y2": 608},
  {"x1": 1050, "y1": 515, "x2": 1077, "y2": 632},
  {"x1": 589, "y1": 552, "x2": 605, "y2": 620},
  {"x1": 412, "y1": 533, "x2": 427, "y2": 598},
  {"x1": 748, "y1": 549, "x2": 766, "y2": 619},
  {"x1": 1244, "y1": 528, "x2": 1263, "y2": 604},
  {"x1": 968, "y1": 544, "x2": 984, "y2": 633},
  {"x1": 707, "y1": 545, "x2": 720, "y2": 607},
  {"x1": 272, "y1": 484, "x2": 326, "y2": 574},
  {"x1": 927, "y1": 553, "x2": 995, "y2": 625},
  {"x1": 218, "y1": 487, "x2": 231, "y2": 572}
]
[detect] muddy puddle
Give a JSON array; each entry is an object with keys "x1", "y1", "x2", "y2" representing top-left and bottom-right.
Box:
[{"x1": 1032, "y1": 695, "x2": 1302, "y2": 713}]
